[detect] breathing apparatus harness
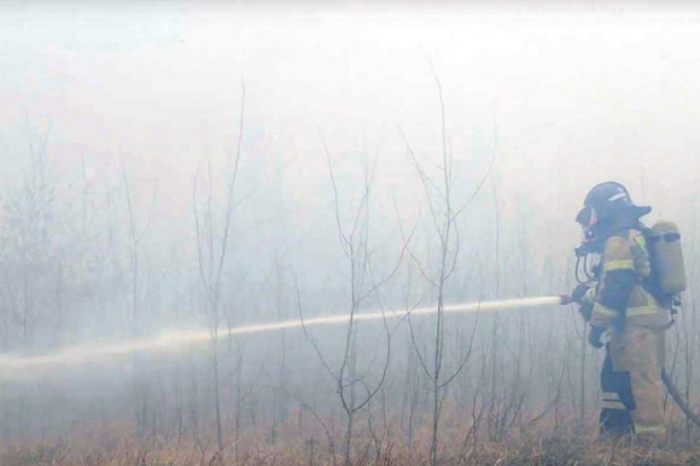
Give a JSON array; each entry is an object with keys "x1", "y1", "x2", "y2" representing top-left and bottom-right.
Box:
[
  {"x1": 573, "y1": 223, "x2": 681, "y2": 325},
  {"x1": 574, "y1": 243, "x2": 600, "y2": 286}
]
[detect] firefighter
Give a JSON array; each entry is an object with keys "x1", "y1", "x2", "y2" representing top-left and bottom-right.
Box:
[{"x1": 570, "y1": 182, "x2": 670, "y2": 443}]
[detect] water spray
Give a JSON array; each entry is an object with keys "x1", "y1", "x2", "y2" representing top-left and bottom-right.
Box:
[
  {"x1": 0, "y1": 296, "x2": 564, "y2": 379},
  {"x1": 4, "y1": 293, "x2": 698, "y2": 429}
]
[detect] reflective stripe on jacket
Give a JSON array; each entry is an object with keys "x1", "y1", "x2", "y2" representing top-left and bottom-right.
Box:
[{"x1": 590, "y1": 229, "x2": 670, "y2": 330}]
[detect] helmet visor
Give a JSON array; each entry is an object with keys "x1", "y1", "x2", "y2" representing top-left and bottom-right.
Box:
[
  {"x1": 576, "y1": 206, "x2": 599, "y2": 243},
  {"x1": 575, "y1": 205, "x2": 598, "y2": 227}
]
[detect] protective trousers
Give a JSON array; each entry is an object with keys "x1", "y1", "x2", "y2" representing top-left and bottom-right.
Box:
[
  {"x1": 600, "y1": 326, "x2": 666, "y2": 440},
  {"x1": 600, "y1": 344, "x2": 633, "y2": 436}
]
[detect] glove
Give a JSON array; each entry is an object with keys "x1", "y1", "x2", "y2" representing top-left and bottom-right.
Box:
[
  {"x1": 569, "y1": 284, "x2": 595, "y2": 321},
  {"x1": 588, "y1": 326, "x2": 605, "y2": 349},
  {"x1": 570, "y1": 284, "x2": 591, "y2": 304},
  {"x1": 578, "y1": 301, "x2": 593, "y2": 322}
]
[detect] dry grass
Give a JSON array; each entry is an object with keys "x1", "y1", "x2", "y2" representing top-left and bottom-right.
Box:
[{"x1": 1, "y1": 417, "x2": 698, "y2": 466}]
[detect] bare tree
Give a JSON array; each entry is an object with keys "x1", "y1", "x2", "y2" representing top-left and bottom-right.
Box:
[
  {"x1": 296, "y1": 141, "x2": 407, "y2": 466},
  {"x1": 120, "y1": 154, "x2": 159, "y2": 439},
  {"x1": 488, "y1": 180, "x2": 501, "y2": 440},
  {"x1": 399, "y1": 73, "x2": 494, "y2": 465},
  {"x1": 192, "y1": 81, "x2": 246, "y2": 453},
  {"x1": 0, "y1": 131, "x2": 58, "y2": 436},
  {"x1": 269, "y1": 251, "x2": 290, "y2": 445}
]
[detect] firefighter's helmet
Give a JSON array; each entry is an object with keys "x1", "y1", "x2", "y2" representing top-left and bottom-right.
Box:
[{"x1": 576, "y1": 181, "x2": 651, "y2": 245}]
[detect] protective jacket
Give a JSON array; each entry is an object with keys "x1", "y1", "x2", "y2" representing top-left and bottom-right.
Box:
[{"x1": 581, "y1": 227, "x2": 670, "y2": 439}]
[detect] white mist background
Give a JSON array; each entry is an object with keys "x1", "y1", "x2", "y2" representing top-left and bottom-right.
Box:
[{"x1": 0, "y1": 2, "x2": 699, "y2": 440}]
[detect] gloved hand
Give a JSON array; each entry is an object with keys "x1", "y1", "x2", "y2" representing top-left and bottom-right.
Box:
[
  {"x1": 588, "y1": 326, "x2": 605, "y2": 349},
  {"x1": 570, "y1": 284, "x2": 591, "y2": 304},
  {"x1": 578, "y1": 301, "x2": 593, "y2": 322}
]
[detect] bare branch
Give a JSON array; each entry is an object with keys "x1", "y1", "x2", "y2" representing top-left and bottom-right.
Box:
[
  {"x1": 399, "y1": 129, "x2": 445, "y2": 243},
  {"x1": 321, "y1": 135, "x2": 351, "y2": 259},
  {"x1": 292, "y1": 266, "x2": 339, "y2": 383},
  {"x1": 453, "y1": 126, "x2": 498, "y2": 220}
]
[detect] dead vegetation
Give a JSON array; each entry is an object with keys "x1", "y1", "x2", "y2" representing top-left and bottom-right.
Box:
[{"x1": 1, "y1": 413, "x2": 698, "y2": 466}]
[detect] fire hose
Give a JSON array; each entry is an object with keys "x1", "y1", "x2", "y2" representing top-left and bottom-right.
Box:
[
  {"x1": 0, "y1": 294, "x2": 696, "y2": 427},
  {"x1": 662, "y1": 369, "x2": 700, "y2": 428}
]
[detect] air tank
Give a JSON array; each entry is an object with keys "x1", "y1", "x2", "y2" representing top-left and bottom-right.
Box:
[{"x1": 650, "y1": 221, "x2": 687, "y2": 296}]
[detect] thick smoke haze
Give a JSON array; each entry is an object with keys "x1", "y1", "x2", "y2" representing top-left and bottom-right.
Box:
[{"x1": 0, "y1": 2, "x2": 698, "y2": 463}]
